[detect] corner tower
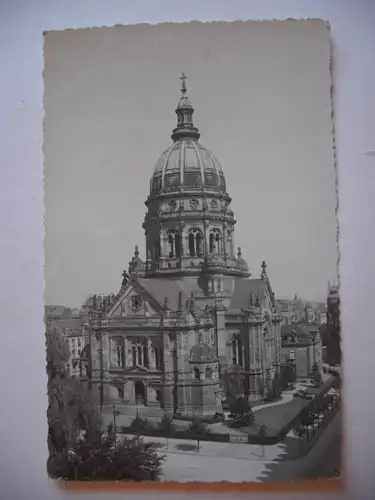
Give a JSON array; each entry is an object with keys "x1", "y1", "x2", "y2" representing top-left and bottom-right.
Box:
[{"x1": 143, "y1": 74, "x2": 249, "y2": 280}]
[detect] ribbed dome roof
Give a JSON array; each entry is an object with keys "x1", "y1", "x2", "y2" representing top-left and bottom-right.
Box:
[
  {"x1": 149, "y1": 73, "x2": 227, "y2": 195},
  {"x1": 151, "y1": 139, "x2": 226, "y2": 194}
]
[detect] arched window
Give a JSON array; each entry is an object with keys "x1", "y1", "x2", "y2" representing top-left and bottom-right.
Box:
[
  {"x1": 143, "y1": 344, "x2": 149, "y2": 369},
  {"x1": 155, "y1": 348, "x2": 159, "y2": 370},
  {"x1": 137, "y1": 345, "x2": 142, "y2": 365},
  {"x1": 155, "y1": 236, "x2": 161, "y2": 259},
  {"x1": 188, "y1": 228, "x2": 203, "y2": 257},
  {"x1": 232, "y1": 339, "x2": 237, "y2": 365},
  {"x1": 231, "y1": 337, "x2": 243, "y2": 366},
  {"x1": 238, "y1": 338, "x2": 243, "y2": 367},
  {"x1": 116, "y1": 345, "x2": 123, "y2": 368},
  {"x1": 205, "y1": 367, "x2": 212, "y2": 380},
  {"x1": 209, "y1": 229, "x2": 222, "y2": 253},
  {"x1": 167, "y1": 230, "x2": 181, "y2": 258},
  {"x1": 132, "y1": 346, "x2": 137, "y2": 366},
  {"x1": 194, "y1": 367, "x2": 200, "y2": 381}
]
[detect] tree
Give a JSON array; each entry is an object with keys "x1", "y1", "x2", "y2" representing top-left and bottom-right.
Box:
[
  {"x1": 258, "y1": 424, "x2": 267, "y2": 457},
  {"x1": 229, "y1": 396, "x2": 249, "y2": 418},
  {"x1": 271, "y1": 371, "x2": 283, "y2": 399},
  {"x1": 221, "y1": 366, "x2": 241, "y2": 405},
  {"x1": 228, "y1": 397, "x2": 255, "y2": 427},
  {"x1": 291, "y1": 423, "x2": 306, "y2": 456},
  {"x1": 52, "y1": 432, "x2": 165, "y2": 481},
  {"x1": 280, "y1": 363, "x2": 295, "y2": 390},
  {"x1": 46, "y1": 325, "x2": 101, "y2": 475},
  {"x1": 264, "y1": 371, "x2": 282, "y2": 402},
  {"x1": 46, "y1": 324, "x2": 164, "y2": 481},
  {"x1": 157, "y1": 413, "x2": 176, "y2": 434},
  {"x1": 309, "y1": 362, "x2": 323, "y2": 387},
  {"x1": 187, "y1": 418, "x2": 208, "y2": 452}
]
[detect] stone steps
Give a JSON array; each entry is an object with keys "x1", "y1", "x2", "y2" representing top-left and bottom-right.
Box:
[{"x1": 107, "y1": 404, "x2": 165, "y2": 419}]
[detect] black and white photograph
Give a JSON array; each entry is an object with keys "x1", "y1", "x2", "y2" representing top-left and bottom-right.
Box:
[{"x1": 43, "y1": 19, "x2": 341, "y2": 484}]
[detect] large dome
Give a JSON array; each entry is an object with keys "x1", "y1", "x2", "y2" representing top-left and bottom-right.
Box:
[
  {"x1": 149, "y1": 73, "x2": 227, "y2": 195},
  {"x1": 150, "y1": 139, "x2": 226, "y2": 194}
]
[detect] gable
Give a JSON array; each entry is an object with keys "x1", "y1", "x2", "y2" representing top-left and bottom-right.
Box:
[
  {"x1": 229, "y1": 278, "x2": 267, "y2": 310},
  {"x1": 124, "y1": 364, "x2": 151, "y2": 373},
  {"x1": 107, "y1": 282, "x2": 161, "y2": 318}
]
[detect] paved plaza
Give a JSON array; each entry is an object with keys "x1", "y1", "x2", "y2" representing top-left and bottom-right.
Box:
[
  {"x1": 101, "y1": 373, "x2": 340, "y2": 482},
  {"x1": 119, "y1": 411, "x2": 341, "y2": 482}
]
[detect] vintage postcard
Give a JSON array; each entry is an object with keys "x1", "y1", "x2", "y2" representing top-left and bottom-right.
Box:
[{"x1": 43, "y1": 20, "x2": 341, "y2": 488}]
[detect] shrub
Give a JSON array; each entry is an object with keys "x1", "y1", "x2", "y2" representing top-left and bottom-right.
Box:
[
  {"x1": 157, "y1": 413, "x2": 175, "y2": 433},
  {"x1": 186, "y1": 418, "x2": 209, "y2": 437},
  {"x1": 264, "y1": 372, "x2": 283, "y2": 401},
  {"x1": 228, "y1": 412, "x2": 255, "y2": 428},
  {"x1": 130, "y1": 416, "x2": 151, "y2": 432},
  {"x1": 49, "y1": 431, "x2": 165, "y2": 481},
  {"x1": 309, "y1": 363, "x2": 323, "y2": 387},
  {"x1": 228, "y1": 396, "x2": 250, "y2": 418},
  {"x1": 258, "y1": 424, "x2": 267, "y2": 438},
  {"x1": 280, "y1": 363, "x2": 295, "y2": 390},
  {"x1": 212, "y1": 412, "x2": 225, "y2": 423}
]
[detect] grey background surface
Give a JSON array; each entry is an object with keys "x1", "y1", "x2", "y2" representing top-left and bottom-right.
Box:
[
  {"x1": 1, "y1": 1, "x2": 375, "y2": 499},
  {"x1": 44, "y1": 20, "x2": 337, "y2": 307}
]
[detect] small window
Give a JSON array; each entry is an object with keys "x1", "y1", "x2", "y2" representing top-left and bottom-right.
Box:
[
  {"x1": 194, "y1": 367, "x2": 200, "y2": 381},
  {"x1": 165, "y1": 174, "x2": 180, "y2": 187},
  {"x1": 205, "y1": 367, "x2": 212, "y2": 380},
  {"x1": 185, "y1": 173, "x2": 201, "y2": 187}
]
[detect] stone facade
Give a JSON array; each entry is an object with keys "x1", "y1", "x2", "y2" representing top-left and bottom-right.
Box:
[
  {"x1": 280, "y1": 323, "x2": 323, "y2": 379},
  {"x1": 58, "y1": 75, "x2": 284, "y2": 417}
]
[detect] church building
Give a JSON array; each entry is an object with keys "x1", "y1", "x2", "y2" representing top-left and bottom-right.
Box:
[{"x1": 81, "y1": 74, "x2": 283, "y2": 418}]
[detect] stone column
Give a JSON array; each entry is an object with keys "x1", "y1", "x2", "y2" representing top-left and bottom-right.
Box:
[
  {"x1": 101, "y1": 331, "x2": 111, "y2": 403},
  {"x1": 216, "y1": 307, "x2": 228, "y2": 370},
  {"x1": 179, "y1": 222, "x2": 185, "y2": 257},
  {"x1": 203, "y1": 219, "x2": 210, "y2": 255},
  {"x1": 108, "y1": 336, "x2": 114, "y2": 368},
  {"x1": 123, "y1": 337, "x2": 128, "y2": 368},
  {"x1": 126, "y1": 341, "x2": 134, "y2": 367},
  {"x1": 163, "y1": 228, "x2": 169, "y2": 258},
  {"x1": 149, "y1": 338, "x2": 156, "y2": 369},
  {"x1": 222, "y1": 222, "x2": 227, "y2": 257}
]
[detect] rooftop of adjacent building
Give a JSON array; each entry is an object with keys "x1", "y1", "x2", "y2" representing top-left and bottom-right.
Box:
[{"x1": 281, "y1": 322, "x2": 321, "y2": 348}]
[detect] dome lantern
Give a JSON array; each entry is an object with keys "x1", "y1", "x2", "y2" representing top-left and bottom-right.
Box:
[{"x1": 171, "y1": 73, "x2": 201, "y2": 142}]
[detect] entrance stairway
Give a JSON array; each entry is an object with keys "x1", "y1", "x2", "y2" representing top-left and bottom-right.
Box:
[{"x1": 104, "y1": 404, "x2": 165, "y2": 419}]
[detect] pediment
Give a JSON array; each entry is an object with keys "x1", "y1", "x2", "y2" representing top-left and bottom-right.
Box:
[
  {"x1": 124, "y1": 364, "x2": 151, "y2": 373},
  {"x1": 107, "y1": 281, "x2": 162, "y2": 319}
]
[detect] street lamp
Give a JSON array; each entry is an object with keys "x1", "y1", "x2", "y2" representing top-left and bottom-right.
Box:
[
  {"x1": 136, "y1": 395, "x2": 140, "y2": 419},
  {"x1": 112, "y1": 404, "x2": 120, "y2": 448}
]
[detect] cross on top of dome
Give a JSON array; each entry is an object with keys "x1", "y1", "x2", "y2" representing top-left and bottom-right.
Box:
[{"x1": 180, "y1": 72, "x2": 187, "y2": 95}]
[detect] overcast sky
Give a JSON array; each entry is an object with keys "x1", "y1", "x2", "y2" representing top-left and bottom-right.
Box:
[{"x1": 43, "y1": 20, "x2": 337, "y2": 308}]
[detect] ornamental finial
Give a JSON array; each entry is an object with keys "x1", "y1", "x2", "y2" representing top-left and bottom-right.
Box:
[
  {"x1": 180, "y1": 72, "x2": 187, "y2": 95},
  {"x1": 261, "y1": 260, "x2": 267, "y2": 279}
]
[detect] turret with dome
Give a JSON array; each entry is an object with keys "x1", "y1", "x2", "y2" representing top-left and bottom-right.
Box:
[{"x1": 143, "y1": 73, "x2": 249, "y2": 279}]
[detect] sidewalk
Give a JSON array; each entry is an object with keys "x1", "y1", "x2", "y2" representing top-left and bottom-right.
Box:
[{"x1": 257, "y1": 411, "x2": 342, "y2": 482}]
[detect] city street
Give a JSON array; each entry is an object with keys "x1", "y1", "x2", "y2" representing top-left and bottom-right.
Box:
[{"x1": 119, "y1": 411, "x2": 341, "y2": 482}]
